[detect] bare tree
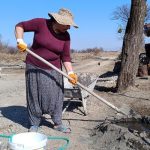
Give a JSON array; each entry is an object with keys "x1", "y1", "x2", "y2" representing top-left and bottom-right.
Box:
[
  {"x1": 112, "y1": 4, "x2": 130, "y2": 24},
  {"x1": 145, "y1": 3, "x2": 150, "y2": 21},
  {"x1": 112, "y1": 3, "x2": 150, "y2": 33},
  {"x1": 117, "y1": 0, "x2": 147, "y2": 92}
]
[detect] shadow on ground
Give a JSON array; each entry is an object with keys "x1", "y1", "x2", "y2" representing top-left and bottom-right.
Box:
[
  {"x1": 63, "y1": 100, "x2": 86, "y2": 116},
  {"x1": 0, "y1": 106, "x2": 29, "y2": 128},
  {"x1": 99, "y1": 71, "x2": 117, "y2": 78},
  {"x1": 95, "y1": 71, "x2": 118, "y2": 92}
]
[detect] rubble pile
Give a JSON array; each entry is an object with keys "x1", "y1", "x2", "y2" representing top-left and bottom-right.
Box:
[{"x1": 89, "y1": 116, "x2": 150, "y2": 150}]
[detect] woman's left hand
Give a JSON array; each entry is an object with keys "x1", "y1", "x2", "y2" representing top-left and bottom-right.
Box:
[{"x1": 68, "y1": 72, "x2": 78, "y2": 85}]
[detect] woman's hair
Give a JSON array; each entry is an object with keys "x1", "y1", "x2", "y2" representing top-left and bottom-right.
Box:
[{"x1": 50, "y1": 17, "x2": 56, "y2": 23}]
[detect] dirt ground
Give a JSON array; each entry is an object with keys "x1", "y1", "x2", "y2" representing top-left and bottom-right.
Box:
[{"x1": 0, "y1": 51, "x2": 150, "y2": 150}]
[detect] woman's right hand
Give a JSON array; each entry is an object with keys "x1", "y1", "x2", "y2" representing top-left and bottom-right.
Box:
[{"x1": 17, "y1": 39, "x2": 27, "y2": 52}]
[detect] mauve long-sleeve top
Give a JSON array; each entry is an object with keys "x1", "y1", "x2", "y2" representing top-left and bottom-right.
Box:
[{"x1": 16, "y1": 18, "x2": 71, "y2": 70}]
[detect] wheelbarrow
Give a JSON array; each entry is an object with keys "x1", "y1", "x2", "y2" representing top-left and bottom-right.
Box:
[
  {"x1": 25, "y1": 48, "x2": 137, "y2": 117},
  {"x1": 63, "y1": 73, "x2": 99, "y2": 115}
]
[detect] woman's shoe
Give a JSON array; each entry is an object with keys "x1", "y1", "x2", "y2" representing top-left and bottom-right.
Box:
[
  {"x1": 28, "y1": 125, "x2": 39, "y2": 132},
  {"x1": 54, "y1": 124, "x2": 71, "y2": 133}
]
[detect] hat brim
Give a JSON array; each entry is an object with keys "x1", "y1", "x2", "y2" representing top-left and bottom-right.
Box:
[{"x1": 48, "y1": 13, "x2": 78, "y2": 28}]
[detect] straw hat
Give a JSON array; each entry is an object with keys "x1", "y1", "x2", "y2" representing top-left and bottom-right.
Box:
[{"x1": 48, "y1": 8, "x2": 78, "y2": 28}]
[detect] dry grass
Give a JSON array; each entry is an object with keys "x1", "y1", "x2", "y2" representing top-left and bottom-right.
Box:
[
  {"x1": 71, "y1": 51, "x2": 120, "y2": 61},
  {"x1": 0, "y1": 51, "x2": 120, "y2": 65},
  {"x1": 0, "y1": 52, "x2": 26, "y2": 65}
]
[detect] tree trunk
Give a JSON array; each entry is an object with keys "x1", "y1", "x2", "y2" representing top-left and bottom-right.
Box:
[{"x1": 117, "y1": 0, "x2": 147, "y2": 92}]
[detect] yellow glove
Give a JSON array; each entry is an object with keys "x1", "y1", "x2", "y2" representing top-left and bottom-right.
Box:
[
  {"x1": 68, "y1": 71, "x2": 78, "y2": 85},
  {"x1": 17, "y1": 39, "x2": 27, "y2": 52}
]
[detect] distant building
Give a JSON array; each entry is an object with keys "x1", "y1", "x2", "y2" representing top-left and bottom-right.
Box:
[{"x1": 144, "y1": 23, "x2": 150, "y2": 37}]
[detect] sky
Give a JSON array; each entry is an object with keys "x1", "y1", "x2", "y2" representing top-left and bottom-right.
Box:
[{"x1": 0, "y1": 0, "x2": 150, "y2": 51}]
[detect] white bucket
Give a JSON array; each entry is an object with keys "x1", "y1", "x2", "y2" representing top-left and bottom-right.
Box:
[{"x1": 8, "y1": 132, "x2": 47, "y2": 150}]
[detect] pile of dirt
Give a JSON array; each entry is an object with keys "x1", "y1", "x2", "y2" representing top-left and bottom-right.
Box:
[{"x1": 89, "y1": 116, "x2": 150, "y2": 150}]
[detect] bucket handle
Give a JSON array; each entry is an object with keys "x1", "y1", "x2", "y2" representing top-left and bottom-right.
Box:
[
  {"x1": 48, "y1": 136, "x2": 69, "y2": 150},
  {"x1": 0, "y1": 134, "x2": 11, "y2": 139},
  {"x1": 0, "y1": 133, "x2": 15, "y2": 143},
  {"x1": 0, "y1": 134, "x2": 69, "y2": 150}
]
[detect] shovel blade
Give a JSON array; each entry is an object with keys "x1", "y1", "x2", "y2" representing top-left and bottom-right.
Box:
[{"x1": 118, "y1": 104, "x2": 141, "y2": 118}]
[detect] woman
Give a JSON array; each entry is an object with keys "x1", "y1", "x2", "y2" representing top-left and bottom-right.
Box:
[{"x1": 15, "y1": 8, "x2": 78, "y2": 133}]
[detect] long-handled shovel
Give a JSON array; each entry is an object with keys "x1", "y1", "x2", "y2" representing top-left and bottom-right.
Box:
[{"x1": 25, "y1": 48, "x2": 134, "y2": 116}]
